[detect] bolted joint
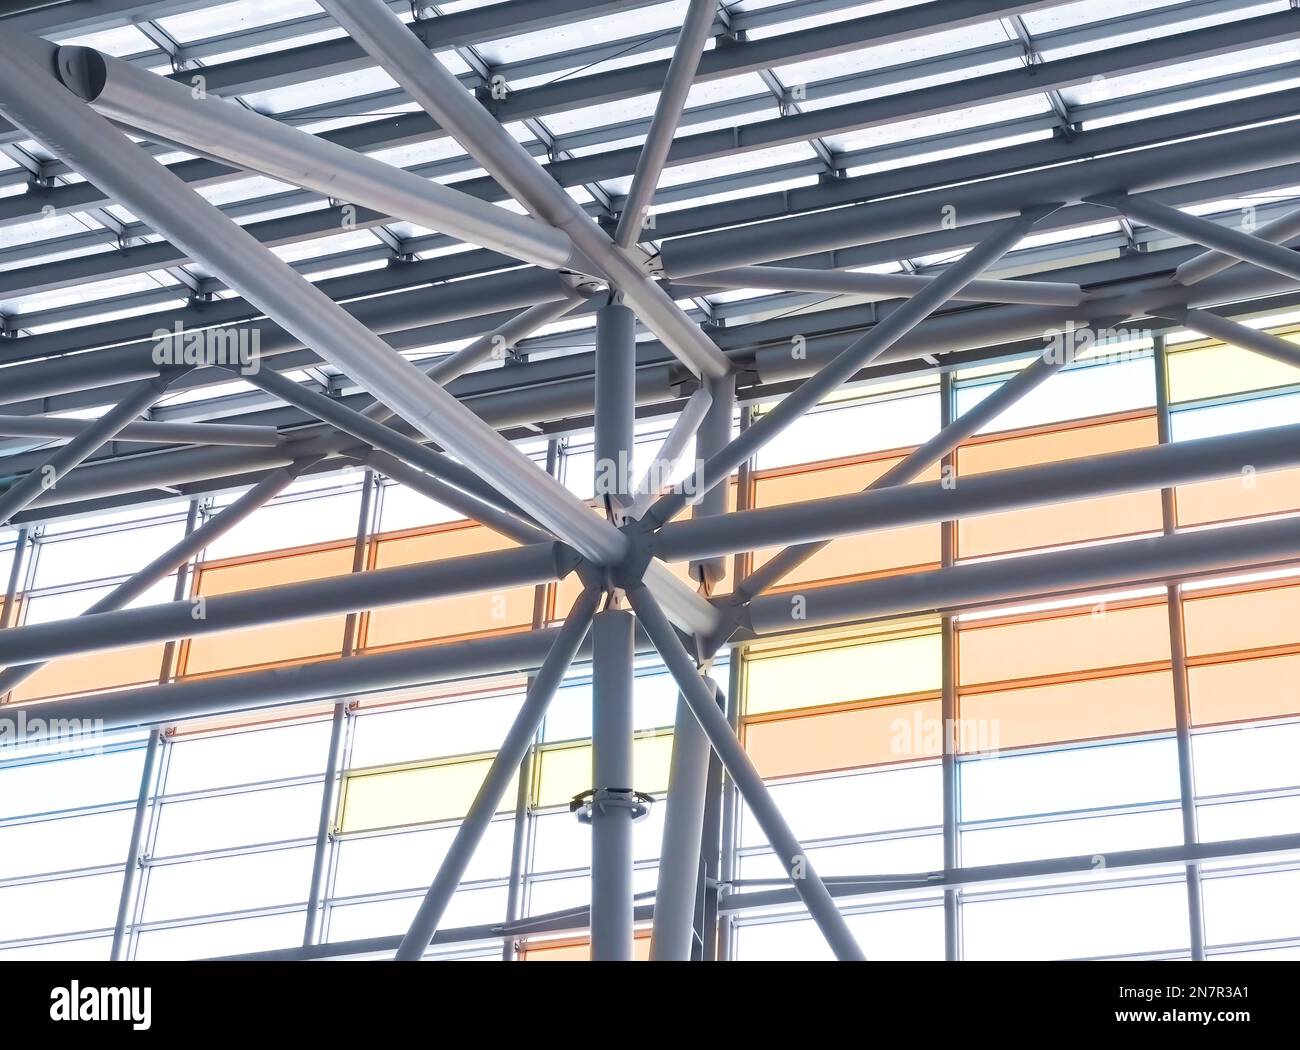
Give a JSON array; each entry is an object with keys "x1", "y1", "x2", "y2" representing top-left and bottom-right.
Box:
[
  {"x1": 570, "y1": 788, "x2": 654, "y2": 824},
  {"x1": 572, "y1": 523, "x2": 656, "y2": 595}
]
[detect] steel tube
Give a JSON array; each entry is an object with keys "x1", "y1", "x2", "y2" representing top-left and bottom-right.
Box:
[
  {"x1": 590, "y1": 607, "x2": 637, "y2": 960},
  {"x1": 694, "y1": 264, "x2": 1087, "y2": 307},
  {"x1": 627, "y1": 385, "x2": 713, "y2": 518},
  {"x1": 317, "y1": 0, "x2": 732, "y2": 381},
  {"x1": 360, "y1": 450, "x2": 551, "y2": 549},
  {"x1": 0, "y1": 464, "x2": 308, "y2": 696},
  {"x1": 653, "y1": 372, "x2": 732, "y2": 959},
  {"x1": 628, "y1": 584, "x2": 865, "y2": 960},
  {"x1": 60, "y1": 46, "x2": 580, "y2": 273},
  {"x1": 645, "y1": 208, "x2": 1050, "y2": 527},
  {"x1": 747, "y1": 514, "x2": 1300, "y2": 634},
  {"x1": 1097, "y1": 191, "x2": 1300, "y2": 283},
  {"x1": 613, "y1": 0, "x2": 718, "y2": 248},
  {"x1": 0, "y1": 540, "x2": 563, "y2": 667},
  {"x1": 660, "y1": 419, "x2": 1300, "y2": 565},
  {"x1": 650, "y1": 686, "x2": 714, "y2": 960},
  {"x1": 595, "y1": 301, "x2": 637, "y2": 510},
  {"x1": 1175, "y1": 307, "x2": 1300, "y2": 369},
  {"x1": 735, "y1": 348, "x2": 1070, "y2": 598},
  {"x1": 1176, "y1": 202, "x2": 1300, "y2": 285},
  {"x1": 242, "y1": 366, "x2": 539, "y2": 530},
  {"x1": 395, "y1": 587, "x2": 601, "y2": 960},
  {"x1": 0, "y1": 414, "x2": 282, "y2": 447},
  {"x1": 0, "y1": 33, "x2": 627, "y2": 565},
  {"x1": 0, "y1": 375, "x2": 172, "y2": 527},
  {"x1": 658, "y1": 118, "x2": 1300, "y2": 278}
]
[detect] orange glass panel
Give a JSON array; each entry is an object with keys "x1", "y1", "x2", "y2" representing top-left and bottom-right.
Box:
[
  {"x1": 523, "y1": 932, "x2": 651, "y2": 960},
  {"x1": 364, "y1": 523, "x2": 534, "y2": 649},
  {"x1": 744, "y1": 697, "x2": 942, "y2": 779},
  {"x1": 958, "y1": 600, "x2": 1170, "y2": 687},
  {"x1": 1188, "y1": 652, "x2": 1300, "y2": 726},
  {"x1": 1175, "y1": 465, "x2": 1300, "y2": 528},
  {"x1": 1182, "y1": 579, "x2": 1300, "y2": 658},
  {"x1": 183, "y1": 543, "x2": 355, "y2": 676},
  {"x1": 957, "y1": 413, "x2": 1163, "y2": 557},
  {"x1": 12, "y1": 643, "x2": 168, "y2": 702},
  {"x1": 959, "y1": 670, "x2": 1175, "y2": 751},
  {"x1": 751, "y1": 453, "x2": 941, "y2": 588}
]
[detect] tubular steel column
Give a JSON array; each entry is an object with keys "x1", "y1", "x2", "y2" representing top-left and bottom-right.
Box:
[
  {"x1": 652, "y1": 373, "x2": 734, "y2": 959},
  {"x1": 938, "y1": 371, "x2": 961, "y2": 961},
  {"x1": 1153, "y1": 334, "x2": 1208, "y2": 961},
  {"x1": 590, "y1": 607, "x2": 637, "y2": 960},
  {"x1": 0, "y1": 526, "x2": 28, "y2": 632},
  {"x1": 303, "y1": 469, "x2": 374, "y2": 946},
  {"x1": 589, "y1": 297, "x2": 638, "y2": 960},
  {"x1": 628, "y1": 585, "x2": 866, "y2": 960},
  {"x1": 395, "y1": 588, "x2": 601, "y2": 960},
  {"x1": 111, "y1": 498, "x2": 199, "y2": 961}
]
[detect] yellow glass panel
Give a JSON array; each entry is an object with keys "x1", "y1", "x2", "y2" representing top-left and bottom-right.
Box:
[
  {"x1": 1168, "y1": 339, "x2": 1300, "y2": 404},
  {"x1": 751, "y1": 455, "x2": 941, "y2": 587},
  {"x1": 1175, "y1": 465, "x2": 1300, "y2": 528},
  {"x1": 745, "y1": 630, "x2": 941, "y2": 716},
  {"x1": 745, "y1": 697, "x2": 942, "y2": 778},
  {"x1": 957, "y1": 414, "x2": 1162, "y2": 558},
  {"x1": 12, "y1": 643, "x2": 168, "y2": 702},
  {"x1": 959, "y1": 670, "x2": 1175, "y2": 751},
  {"x1": 1183, "y1": 579, "x2": 1300, "y2": 658},
  {"x1": 958, "y1": 600, "x2": 1170, "y2": 687},
  {"x1": 338, "y1": 754, "x2": 517, "y2": 833},
  {"x1": 533, "y1": 733, "x2": 675, "y2": 810},
  {"x1": 364, "y1": 523, "x2": 535, "y2": 649},
  {"x1": 1188, "y1": 652, "x2": 1300, "y2": 726},
  {"x1": 184, "y1": 544, "x2": 355, "y2": 676}
]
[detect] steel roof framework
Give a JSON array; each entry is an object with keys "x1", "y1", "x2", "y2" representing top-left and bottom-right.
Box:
[{"x1": 0, "y1": 0, "x2": 1299, "y2": 961}]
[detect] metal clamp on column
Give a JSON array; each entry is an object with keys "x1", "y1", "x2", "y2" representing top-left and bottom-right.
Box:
[{"x1": 570, "y1": 788, "x2": 655, "y2": 824}]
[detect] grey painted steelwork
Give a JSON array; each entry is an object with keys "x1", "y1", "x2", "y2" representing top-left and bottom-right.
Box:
[
  {"x1": 695, "y1": 264, "x2": 1087, "y2": 307},
  {"x1": 613, "y1": 0, "x2": 718, "y2": 249},
  {"x1": 0, "y1": 539, "x2": 564, "y2": 666},
  {"x1": 394, "y1": 588, "x2": 602, "y2": 960},
  {"x1": 590, "y1": 608, "x2": 637, "y2": 960},
  {"x1": 628, "y1": 584, "x2": 866, "y2": 960},
  {"x1": 0, "y1": 29, "x2": 628, "y2": 566},
  {"x1": 60, "y1": 45, "x2": 582, "y2": 273},
  {"x1": 4, "y1": 0, "x2": 1300, "y2": 963},
  {"x1": 0, "y1": 375, "x2": 175, "y2": 527},
  {"x1": 0, "y1": 463, "x2": 310, "y2": 695},
  {"x1": 0, "y1": 415, "x2": 281, "y2": 447},
  {"x1": 745, "y1": 514, "x2": 1300, "y2": 634},
  {"x1": 318, "y1": 0, "x2": 732, "y2": 382},
  {"x1": 643, "y1": 209, "x2": 1051, "y2": 527}
]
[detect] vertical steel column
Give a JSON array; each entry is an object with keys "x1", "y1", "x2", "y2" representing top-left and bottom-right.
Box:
[
  {"x1": 695, "y1": 679, "x2": 728, "y2": 960},
  {"x1": 1153, "y1": 334, "x2": 1208, "y2": 961},
  {"x1": 590, "y1": 607, "x2": 636, "y2": 960},
  {"x1": 938, "y1": 371, "x2": 961, "y2": 961},
  {"x1": 629, "y1": 585, "x2": 866, "y2": 960},
  {"x1": 652, "y1": 374, "x2": 734, "y2": 959},
  {"x1": 503, "y1": 439, "x2": 562, "y2": 960},
  {"x1": 715, "y1": 405, "x2": 754, "y2": 961},
  {"x1": 590, "y1": 298, "x2": 637, "y2": 960},
  {"x1": 0, "y1": 526, "x2": 27, "y2": 627},
  {"x1": 111, "y1": 498, "x2": 199, "y2": 961},
  {"x1": 395, "y1": 588, "x2": 601, "y2": 960},
  {"x1": 303, "y1": 470, "x2": 374, "y2": 946},
  {"x1": 594, "y1": 299, "x2": 637, "y2": 514}
]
